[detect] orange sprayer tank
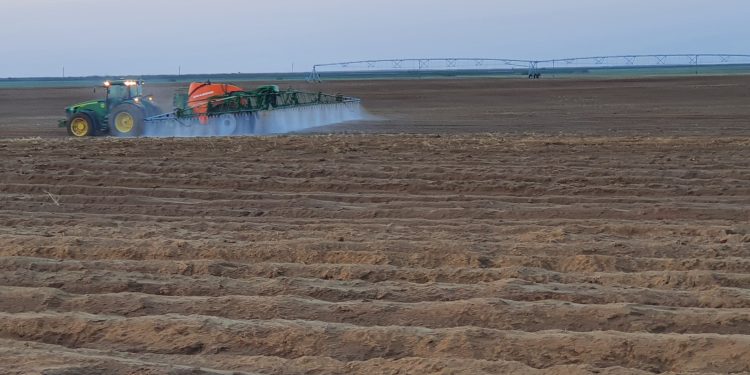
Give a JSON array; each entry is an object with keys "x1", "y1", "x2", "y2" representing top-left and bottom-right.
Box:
[{"x1": 187, "y1": 82, "x2": 244, "y2": 124}]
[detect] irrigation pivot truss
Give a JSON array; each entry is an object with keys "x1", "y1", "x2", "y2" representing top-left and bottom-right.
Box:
[{"x1": 307, "y1": 54, "x2": 750, "y2": 81}]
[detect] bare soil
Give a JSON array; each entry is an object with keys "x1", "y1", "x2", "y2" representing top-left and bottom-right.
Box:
[{"x1": 0, "y1": 77, "x2": 749, "y2": 374}]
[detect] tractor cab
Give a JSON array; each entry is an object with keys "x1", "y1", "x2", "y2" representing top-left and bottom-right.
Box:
[
  {"x1": 104, "y1": 80, "x2": 154, "y2": 108},
  {"x1": 105, "y1": 80, "x2": 143, "y2": 104}
]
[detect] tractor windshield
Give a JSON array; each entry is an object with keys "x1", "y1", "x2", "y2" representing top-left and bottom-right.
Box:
[
  {"x1": 131, "y1": 84, "x2": 143, "y2": 97},
  {"x1": 107, "y1": 84, "x2": 142, "y2": 101}
]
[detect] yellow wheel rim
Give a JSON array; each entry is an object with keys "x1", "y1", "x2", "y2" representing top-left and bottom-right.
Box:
[
  {"x1": 70, "y1": 118, "x2": 89, "y2": 137},
  {"x1": 115, "y1": 112, "x2": 134, "y2": 133}
]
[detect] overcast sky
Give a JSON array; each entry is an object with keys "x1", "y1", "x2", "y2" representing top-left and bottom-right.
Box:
[{"x1": 0, "y1": 0, "x2": 747, "y2": 77}]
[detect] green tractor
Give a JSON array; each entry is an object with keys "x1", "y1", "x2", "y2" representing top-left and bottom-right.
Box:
[{"x1": 60, "y1": 79, "x2": 160, "y2": 137}]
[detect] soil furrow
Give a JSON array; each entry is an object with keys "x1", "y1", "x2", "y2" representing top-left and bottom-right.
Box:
[
  {"x1": 0, "y1": 338, "x2": 652, "y2": 375},
  {"x1": 1, "y1": 268, "x2": 748, "y2": 307},
  {"x1": 1, "y1": 312, "x2": 748, "y2": 373},
  {"x1": 1, "y1": 286, "x2": 747, "y2": 334},
  {"x1": 3, "y1": 243, "x2": 749, "y2": 272},
  {"x1": 3, "y1": 256, "x2": 750, "y2": 290}
]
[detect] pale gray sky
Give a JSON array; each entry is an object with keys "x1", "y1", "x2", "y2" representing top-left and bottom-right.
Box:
[{"x1": 0, "y1": 0, "x2": 747, "y2": 77}]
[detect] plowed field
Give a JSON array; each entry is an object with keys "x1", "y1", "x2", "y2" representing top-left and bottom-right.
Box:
[{"x1": 1, "y1": 77, "x2": 749, "y2": 374}]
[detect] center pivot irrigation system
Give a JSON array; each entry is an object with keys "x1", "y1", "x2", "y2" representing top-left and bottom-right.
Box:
[{"x1": 307, "y1": 54, "x2": 750, "y2": 81}]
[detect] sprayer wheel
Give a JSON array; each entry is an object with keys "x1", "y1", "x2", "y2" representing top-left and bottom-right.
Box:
[{"x1": 215, "y1": 114, "x2": 238, "y2": 136}]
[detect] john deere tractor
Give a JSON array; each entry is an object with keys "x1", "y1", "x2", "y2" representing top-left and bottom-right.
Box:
[{"x1": 60, "y1": 79, "x2": 160, "y2": 137}]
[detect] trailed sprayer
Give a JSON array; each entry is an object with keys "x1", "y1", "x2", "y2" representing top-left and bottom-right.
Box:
[{"x1": 61, "y1": 80, "x2": 364, "y2": 137}]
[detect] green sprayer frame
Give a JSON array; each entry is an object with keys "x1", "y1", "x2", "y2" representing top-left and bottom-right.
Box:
[{"x1": 148, "y1": 86, "x2": 360, "y2": 123}]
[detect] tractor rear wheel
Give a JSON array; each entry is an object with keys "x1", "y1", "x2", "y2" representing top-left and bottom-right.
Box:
[
  {"x1": 109, "y1": 104, "x2": 145, "y2": 137},
  {"x1": 67, "y1": 113, "x2": 95, "y2": 137}
]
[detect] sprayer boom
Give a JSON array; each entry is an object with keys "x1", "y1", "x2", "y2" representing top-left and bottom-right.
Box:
[{"x1": 141, "y1": 82, "x2": 362, "y2": 137}]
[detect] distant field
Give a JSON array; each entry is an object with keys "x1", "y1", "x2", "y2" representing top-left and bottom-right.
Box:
[
  {"x1": 2, "y1": 64, "x2": 750, "y2": 89},
  {"x1": 2, "y1": 75, "x2": 749, "y2": 138}
]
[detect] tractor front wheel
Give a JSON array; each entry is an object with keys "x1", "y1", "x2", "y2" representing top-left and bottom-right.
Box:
[
  {"x1": 68, "y1": 113, "x2": 95, "y2": 137},
  {"x1": 109, "y1": 104, "x2": 144, "y2": 137}
]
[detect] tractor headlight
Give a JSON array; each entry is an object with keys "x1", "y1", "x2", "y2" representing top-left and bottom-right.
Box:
[
  {"x1": 134, "y1": 97, "x2": 140, "y2": 103},
  {"x1": 124, "y1": 80, "x2": 136, "y2": 86},
  {"x1": 104, "y1": 81, "x2": 111, "y2": 87}
]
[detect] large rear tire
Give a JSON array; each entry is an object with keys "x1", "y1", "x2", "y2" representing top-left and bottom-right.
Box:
[
  {"x1": 67, "y1": 112, "x2": 95, "y2": 137},
  {"x1": 109, "y1": 103, "x2": 145, "y2": 137}
]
